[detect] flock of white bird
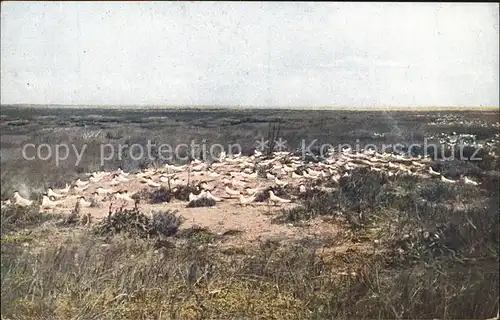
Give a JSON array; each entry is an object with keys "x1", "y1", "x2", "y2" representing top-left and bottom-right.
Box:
[{"x1": 1, "y1": 147, "x2": 482, "y2": 215}]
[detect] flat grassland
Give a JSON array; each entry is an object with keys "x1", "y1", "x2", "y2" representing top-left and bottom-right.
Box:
[{"x1": 1, "y1": 106, "x2": 499, "y2": 319}]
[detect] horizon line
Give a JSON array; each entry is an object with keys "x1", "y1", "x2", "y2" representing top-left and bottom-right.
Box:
[{"x1": 1, "y1": 104, "x2": 499, "y2": 111}]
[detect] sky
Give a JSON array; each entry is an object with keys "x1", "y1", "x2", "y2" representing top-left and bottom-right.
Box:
[{"x1": 1, "y1": 2, "x2": 499, "y2": 107}]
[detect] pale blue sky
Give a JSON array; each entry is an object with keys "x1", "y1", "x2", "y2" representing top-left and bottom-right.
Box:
[{"x1": 1, "y1": 2, "x2": 498, "y2": 107}]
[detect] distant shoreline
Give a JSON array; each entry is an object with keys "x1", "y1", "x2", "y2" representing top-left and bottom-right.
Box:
[{"x1": 1, "y1": 104, "x2": 498, "y2": 112}]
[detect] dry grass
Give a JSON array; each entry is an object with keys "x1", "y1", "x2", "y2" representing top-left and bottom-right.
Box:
[{"x1": 1, "y1": 107, "x2": 499, "y2": 319}]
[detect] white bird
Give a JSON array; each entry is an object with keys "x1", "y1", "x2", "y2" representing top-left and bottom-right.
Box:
[
  {"x1": 307, "y1": 168, "x2": 322, "y2": 177},
  {"x1": 191, "y1": 163, "x2": 206, "y2": 172},
  {"x1": 218, "y1": 151, "x2": 226, "y2": 162},
  {"x1": 302, "y1": 171, "x2": 314, "y2": 179},
  {"x1": 56, "y1": 183, "x2": 71, "y2": 194},
  {"x1": 41, "y1": 195, "x2": 61, "y2": 208},
  {"x1": 71, "y1": 185, "x2": 89, "y2": 193},
  {"x1": 188, "y1": 192, "x2": 203, "y2": 202},
  {"x1": 74, "y1": 179, "x2": 89, "y2": 187},
  {"x1": 268, "y1": 191, "x2": 291, "y2": 205},
  {"x1": 114, "y1": 191, "x2": 135, "y2": 202},
  {"x1": 463, "y1": 176, "x2": 479, "y2": 186},
  {"x1": 291, "y1": 172, "x2": 303, "y2": 179},
  {"x1": 412, "y1": 161, "x2": 425, "y2": 168},
  {"x1": 77, "y1": 196, "x2": 92, "y2": 208},
  {"x1": 208, "y1": 171, "x2": 220, "y2": 178},
  {"x1": 225, "y1": 186, "x2": 240, "y2": 197},
  {"x1": 441, "y1": 176, "x2": 457, "y2": 184},
  {"x1": 266, "y1": 172, "x2": 276, "y2": 180},
  {"x1": 231, "y1": 178, "x2": 246, "y2": 188},
  {"x1": 89, "y1": 175, "x2": 103, "y2": 183},
  {"x1": 96, "y1": 187, "x2": 114, "y2": 195},
  {"x1": 139, "y1": 177, "x2": 160, "y2": 188},
  {"x1": 387, "y1": 162, "x2": 399, "y2": 169},
  {"x1": 241, "y1": 171, "x2": 258, "y2": 180},
  {"x1": 12, "y1": 192, "x2": 33, "y2": 207},
  {"x1": 109, "y1": 178, "x2": 121, "y2": 186},
  {"x1": 117, "y1": 168, "x2": 129, "y2": 176},
  {"x1": 299, "y1": 185, "x2": 307, "y2": 194},
  {"x1": 147, "y1": 179, "x2": 161, "y2": 188},
  {"x1": 245, "y1": 186, "x2": 262, "y2": 195},
  {"x1": 428, "y1": 167, "x2": 441, "y2": 176},
  {"x1": 330, "y1": 174, "x2": 341, "y2": 184},
  {"x1": 272, "y1": 161, "x2": 283, "y2": 169},
  {"x1": 1, "y1": 199, "x2": 12, "y2": 209},
  {"x1": 239, "y1": 193, "x2": 257, "y2": 206},
  {"x1": 275, "y1": 177, "x2": 288, "y2": 187},
  {"x1": 116, "y1": 174, "x2": 130, "y2": 182},
  {"x1": 239, "y1": 161, "x2": 255, "y2": 169},
  {"x1": 46, "y1": 188, "x2": 65, "y2": 199},
  {"x1": 92, "y1": 171, "x2": 108, "y2": 178},
  {"x1": 165, "y1": 164, "x2": 186, "y2": 172},
  {"x1": 159, "y1": 174, "x2": 175, "y2": 183},
  {"x1": 341, "y1": 146, "x2": 352, "y2": 154}
]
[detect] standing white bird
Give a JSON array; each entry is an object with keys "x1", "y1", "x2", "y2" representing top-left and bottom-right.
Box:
[
  {"x1": 275, "y1": 177, "x2": 288, "y2": 187},
  {"x1": 330, "y1": 174, "x2": 341, "y2": 184},
  {"x1": 307, "y1": 168, "x2": 322, "y2": 177},
  {"x1": 77, "y1": 196, "x2": 93, "y2": 208},
  {"x1": 268, "y1": 191, "x2": 291, "y2": 205},
  {"x1": 117, "y1": 168, "x2": 129, "y2": 176},
  {"x1": 291, "y1": 172, "x2": 303, "y2": 179},
  {"x1": 189, "y1": 191, "x2": 206, "y2": 202},
  {"x1": 46, "y1": 188, "x2": 65, "y2": 199},
  {"x1": 71, "y1": 185, "x2": 89, "y2": 194},
  {"x1": 412, "y1": 161, "x2": 425, "y2": 168},
  {"x1": 41, "y1": 195, "x2": 61, "y2": 209},
  {"x1": 109, "y1": 178, "x2": 121, "y2": 186},
  {"x1": 89, "y1": 175, "x2": 103, "y2": 183},
  {"x1": 191, "y1": 163, "x2": 206, "y2": 172},
  {"x1": 12, "y1": 192, "x2": 33, "y2": 207},
  {"x1": 441, "y1": 176, "x2": 457, "y2": 184},
  {"x1": 218, "y1": 151, "x2": 226, "y2": 162},
  {"x1": 1, "y1": 199, "x2": 12, "y2": 209},
  {"x1": 245, "y1": 186, "x2": 262, "y2": 195},
  {"x1": 462, "y1": 176, "x2": 479, "y2": 186},
  {"x1": 239, "y1": 193, "x2": 257, "y2": 206},
  {"x1": 56, "y1": 183, "x2": 71, "y2": 194},
  {"x1": 428, "y1": 167, "x2": 441, "y2": 176},
  {"x1": 241, "y1": 171, "x2": 258, "y2": 180},
  {"x1": 114, "y1": 191, "x2": 135, "y2": 202},
  {"x1": 266, "y1": 172, "x2": 276, "y2": 180},
  {"x1": 225, "y1": 186, "x2": 240, "y2": 197},
  {"x1": 302, "y1": 171, "x2": 314, "y2": 179},
  {"x1": 116, "y1": 174, "x2": 130, "y2": 182},
  {"x1": 165, "y1": 164, "x2": 186, "y2": 172},
  {"x1": 74, "y1": 179, "x2": 89, "y2": 187},
  {"x1": 96, "y1": 187, "x2": 114, "y2": 195},
  {"x1": 208, "y1": 171, "x2": 220, "y2": 178},
  {"x1": 231, "y1": 178, "x2": 246, "y2": 188}
]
